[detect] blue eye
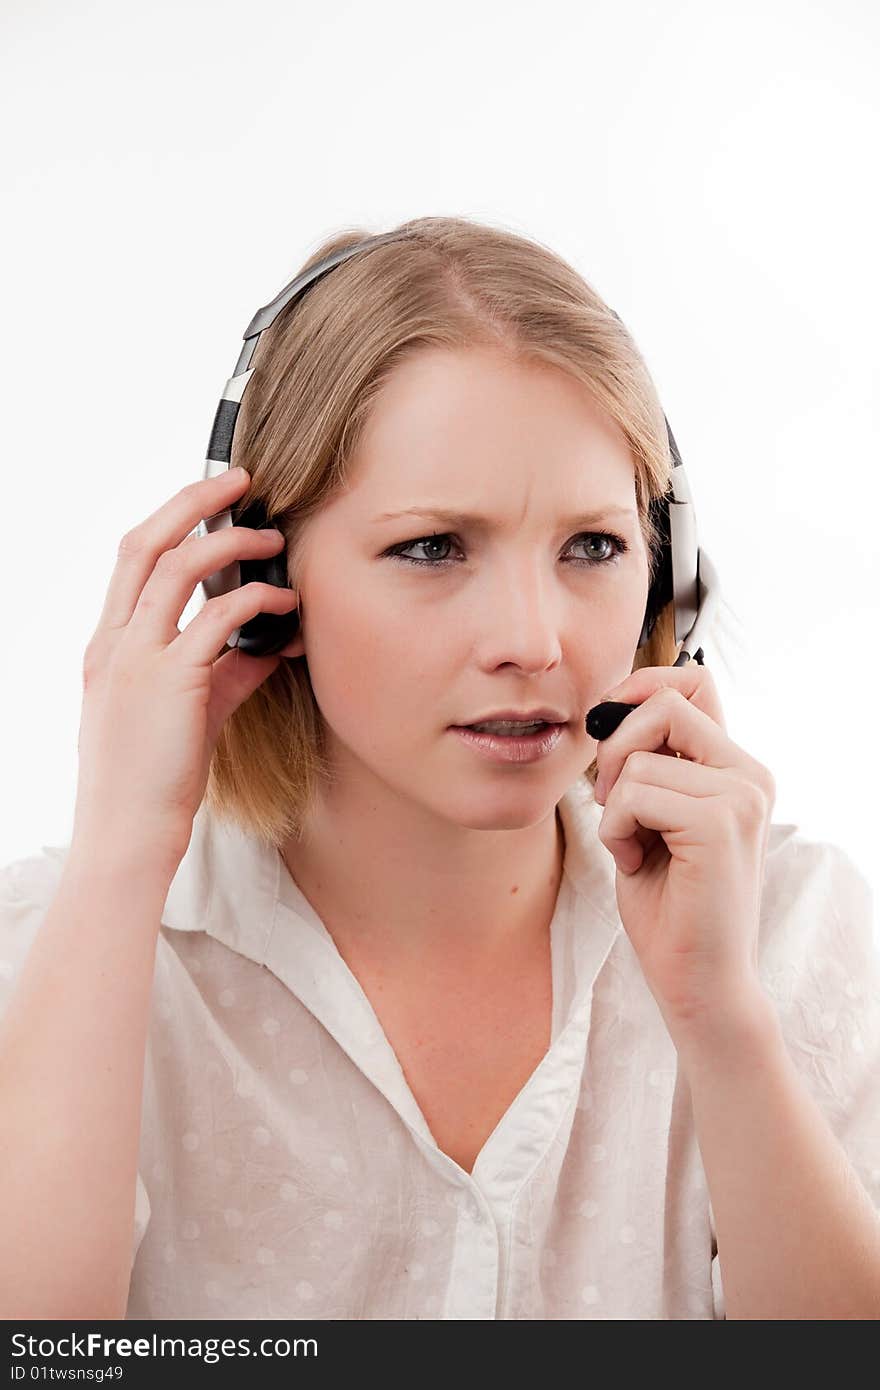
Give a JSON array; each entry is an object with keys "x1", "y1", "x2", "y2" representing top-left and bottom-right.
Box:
[{"x1": 383, "y1": 531, "x2": 629, "y2": 568}]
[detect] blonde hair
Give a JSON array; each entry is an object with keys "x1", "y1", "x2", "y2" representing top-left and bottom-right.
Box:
[{"x1": 205, "y1": 215, "x2": 681, "y2": 848}]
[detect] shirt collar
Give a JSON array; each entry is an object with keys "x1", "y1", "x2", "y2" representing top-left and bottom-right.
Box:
[
  {"x1": 161, "y1": 778, "x2": 624, "y2": 1162},
  {"x1": 161, "y1": 776, "x2": 621, "y2": 962}
]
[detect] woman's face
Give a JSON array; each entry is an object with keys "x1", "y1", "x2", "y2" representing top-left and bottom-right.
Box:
[{"x1": 278, "y1": 344, "x2": 652, "y2": 830}]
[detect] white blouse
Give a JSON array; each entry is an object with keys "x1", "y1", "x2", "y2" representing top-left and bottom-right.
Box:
[{"x1": 1, "y1": 776, "x2": 878, "y2": 1320}]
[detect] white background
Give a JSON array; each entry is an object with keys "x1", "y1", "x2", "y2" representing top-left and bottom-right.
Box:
[{"x1": 1, "y1": 0, "x2": 877, "y2": 935}]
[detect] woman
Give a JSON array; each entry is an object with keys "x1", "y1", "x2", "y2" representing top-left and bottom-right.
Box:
[{"x1": 1, "y1": 215, "x2": 878, "y2": 1320}]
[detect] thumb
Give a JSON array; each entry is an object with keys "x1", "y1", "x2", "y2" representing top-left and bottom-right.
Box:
[{"x1": 206, "y1": 645, "x2": 283, "y2": 747}]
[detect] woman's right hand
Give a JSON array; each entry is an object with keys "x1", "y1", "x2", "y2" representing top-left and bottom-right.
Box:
[{"x1": 70, "y1": 467, "x2": 299, "y2": 880}]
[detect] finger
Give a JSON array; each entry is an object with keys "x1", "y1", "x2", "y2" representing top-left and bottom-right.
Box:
[
  {"x1": 131, "y1": 524, "x2": 288, "y2": 647},
  {"x1": 602, "y1": 662, "x2": 726, "y2": 732},
  {"x1": 599, "y1": 780, "x2": 724, "y2": 873},
  {"x1": 595, "y1": 688, "x2": 744, "y2": 803},
  {"x1": 95, "y1": 470, "x2": 252, "y2": 634},
  {"x1": 172, "y1": 580, "x2": 299, "y2": 669},
  {"x1": 204, "y1": 645, "x2": 287, "y2": 748},
  {"x1": 605, "y1": 749, "x2": 730, "y2": 803}
]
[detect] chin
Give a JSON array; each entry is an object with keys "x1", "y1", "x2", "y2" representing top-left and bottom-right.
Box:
[{"x1": 440, "y1": 786, "x2": 564, "y2": 833}]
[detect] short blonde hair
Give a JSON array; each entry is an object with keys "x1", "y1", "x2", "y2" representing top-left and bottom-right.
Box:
[{"x1": 205, "y1": 215, "x2": 680, "y2": 848}]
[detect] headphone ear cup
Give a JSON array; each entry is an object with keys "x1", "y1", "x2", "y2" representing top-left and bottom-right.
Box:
[
  {"x1": 236, "y1": 599, "x2": 300, "y2": 656},
  {"x1": 236, "y1": 554, "x2": 300, "y2": 651},
  {"x1": 231, "y1": 501, "x2": 301, "y2": 655},
  {"x1": 638, "y1": 487, "x2": 674, "y2": 649},
  {"x1": 239, "y1": 548, "x2": 289, "y2": 590}
]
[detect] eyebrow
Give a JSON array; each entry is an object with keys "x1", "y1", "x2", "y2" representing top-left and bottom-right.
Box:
[{"x1": 372, "y1": 504, "x2": 638, "y2": 529}]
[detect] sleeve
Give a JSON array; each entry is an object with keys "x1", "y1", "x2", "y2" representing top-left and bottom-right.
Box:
[
  {"x1": 0, "y1": 848, "x2": 152, "y2": 1270},
  {"x1": 709, "y1": 826, "x2": 880, "y2": 1320}
]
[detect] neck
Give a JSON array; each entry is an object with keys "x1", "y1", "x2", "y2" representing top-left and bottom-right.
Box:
[{"x1": 279, "y1": 781, "x2": 566, "y2": 968}]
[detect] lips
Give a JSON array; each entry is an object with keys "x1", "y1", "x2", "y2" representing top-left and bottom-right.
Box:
[
  {"x1": 450, "y1": 721, "x2": 567, "y2": 762},
  {"x1": 454, "y1": 709, "x2": 569, "y2": 727},
  {"x1": 456, "y1": 721, "x2": 560, "y2": 732}
]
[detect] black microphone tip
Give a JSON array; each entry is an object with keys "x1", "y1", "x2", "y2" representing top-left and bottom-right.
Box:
[{"x1": 585, "y1": 700, "x2": 640, "y2": 740}]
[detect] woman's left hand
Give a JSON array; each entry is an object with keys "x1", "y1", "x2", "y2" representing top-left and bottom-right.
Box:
[{"x1": 592, "y1": 664, "x2": 776, "y2": 1040}]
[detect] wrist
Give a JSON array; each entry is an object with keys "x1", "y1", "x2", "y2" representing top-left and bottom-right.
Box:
[
  {"x1": 667, "y1": 982, "x2": 784, "y2": 1082},
  {"x1": 63, "y1": 835, "x2": 181, "y2": 901}
]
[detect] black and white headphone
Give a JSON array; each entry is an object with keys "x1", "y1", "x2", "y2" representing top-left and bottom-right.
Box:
[{"x1": 198, "y1": 229, "x2": 720, "y2": 667}]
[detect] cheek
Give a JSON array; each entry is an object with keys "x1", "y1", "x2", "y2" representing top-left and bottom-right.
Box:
[
  {"x1": 578, "y1": 577, "x2": 650, "y2": 687},
  {"x1": 301, "y1": 579, "x2": 442, "y2": 732},
  {"x1": 589, "y1": 571, "x2": 649, "y2": 637}
]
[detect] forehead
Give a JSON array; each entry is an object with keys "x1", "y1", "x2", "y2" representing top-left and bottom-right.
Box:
[{"x1": 325, "y1": 344, "x2": 638, "y2": 525}]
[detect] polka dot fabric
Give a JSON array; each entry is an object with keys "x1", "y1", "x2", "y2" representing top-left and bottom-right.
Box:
[{"x1": 1, "y1": 780, "x2": 878, "y2": 1319}]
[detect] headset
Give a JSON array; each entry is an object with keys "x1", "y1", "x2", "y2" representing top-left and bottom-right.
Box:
[{"x1": 198, "y1": 229, "x2": 720, "y2": 668}]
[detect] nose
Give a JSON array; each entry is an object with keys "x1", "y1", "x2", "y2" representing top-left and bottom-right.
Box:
[{"x1": 475, "y1": 560, "x2": 564, "y2": 671}]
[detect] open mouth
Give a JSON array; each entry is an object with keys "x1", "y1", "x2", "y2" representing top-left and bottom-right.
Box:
[
  {"x1": 448, "y1": 721, "x2": 567, "y2": 761},
  {"x1": 454, "y1": 721, "x2": 561, "y2": 737}
]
